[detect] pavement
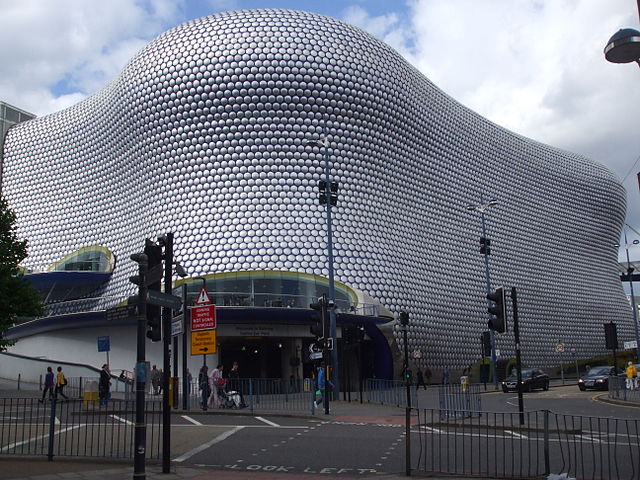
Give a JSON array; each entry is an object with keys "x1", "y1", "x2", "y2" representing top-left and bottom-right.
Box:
[{"x1": 2, "y1": 379, "x2": 635, "y2": 480}]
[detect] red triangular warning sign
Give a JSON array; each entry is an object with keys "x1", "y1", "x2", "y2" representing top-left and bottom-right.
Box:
[{"x1": 195, "y1": 287, "x2": 211, "y2": 305}]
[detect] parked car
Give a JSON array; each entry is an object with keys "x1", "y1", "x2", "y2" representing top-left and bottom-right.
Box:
[
  {"x1": 578, "y1": 366, "x2": 623, "y2": 391},
  {"x1": 501, "y1": 368, "x2": 550, "y2": 392}
]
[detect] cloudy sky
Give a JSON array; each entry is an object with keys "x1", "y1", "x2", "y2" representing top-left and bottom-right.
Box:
[{"x1": 2, "y1": 0, "x2": 640, "y2": 255}]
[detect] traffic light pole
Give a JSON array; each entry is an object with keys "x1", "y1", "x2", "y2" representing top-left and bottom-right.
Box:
[
  {"x1": 161, "y1": 233, "x2": 173, "y2": 473},
  {"x1": 131, "y1": 253, "x2": 148, "y2": 480},
  {"x1": 511, "y1": 287, "x2": 524, "y2": 425},
  {"x1": 480, "y1": 209, "x2": 499, "y2": 390}
]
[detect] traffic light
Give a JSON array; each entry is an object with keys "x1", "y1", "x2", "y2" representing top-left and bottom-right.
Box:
[
  {"x1": 404, "y1": 368, "x2": 413, "y2": 381},
  {"x1": 487, "y1": 287, "x2": 507, "y2": 333},
  {"x1": 310, "y1": 295, "x2": 328, "y2": 349},
  {"x1": 145, "y1": 239, "x2": 163, "y2": 341},
  {"x1": 604, "y1": 322, "x2": 618, "y2": 350},
  {"x1": 317, "y1": 180, "x2": 339, "y2": 206},
  {"x1": 399, "y1": 311, "x2": 409, "y2": 326},
  {"x1": 481, "y1": 331, "x2": 492, "y2": 357},
  {"x1": 480, "y1": 237, "x2": 491, "y2": 255}
]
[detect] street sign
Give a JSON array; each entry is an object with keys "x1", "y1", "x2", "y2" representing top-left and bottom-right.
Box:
[
  {"x1": 191, "y1": 329, "x2": 217, "y2": 355},
  {"x1": 171, "y1": 316, "x2": 183, "y2": 336},
  {"x1": 105, "y1": 305, "x2": 136, "y2": 322},
  {"x1": 310, "y1": 351, "x2": 323, "y2": 360},
  {"x1": 191, "y1": 304, "x2": 216, "y2": 331},
  {"x1": 145, "y1": 290, "x2": 182, "y2": 310},
  {"x1": 624, "y1": 340, "x2": 638, "y2": 350},
  {"x1": 195, "y1": 287, "x2": 212, "y2": 305},
  {"x1": 555, "y1": 342, "x2": 565, "y2": 353},
  {"x1": 97, "y1": 336, "x2": 110, "y2": 352}
]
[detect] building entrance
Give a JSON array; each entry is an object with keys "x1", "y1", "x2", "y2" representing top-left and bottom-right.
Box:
[{"x1": 219, "y1": 337, "x2": 285, "y2": 379}]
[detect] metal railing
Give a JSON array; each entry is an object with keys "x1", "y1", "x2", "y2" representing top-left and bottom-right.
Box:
[
  {"x1": 190, "y1": 377, "x2": 315, "y2": 413},
  {"x1": 413, "y1": 408, "x2": 640, "y2": 479},
  {"x1": 609, "y1": 375, "x2": 640, "y2": 404},
  {"x1": 364, "y1": 379, "x2": 416, "y2": 407},
  {"x1": 0, "y1": 397, "x2": 161, "y2": 460},
  {"x1": 438, "y1": 383, "x2": 482, "y2": 419}
]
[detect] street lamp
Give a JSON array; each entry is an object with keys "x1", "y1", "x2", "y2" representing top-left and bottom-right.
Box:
[
  {"x1": 467, "y1": 196, "x2": 499, "y2": 389},
  {"x1": 604, "y1": 3, "x2": 640, "y2": 66},
  {"x1": 306, "y1": 135, "x2": 339, "y2": 399},
  {"x1": 617, "y1": 228, "x2": 640, "y2": 361}
]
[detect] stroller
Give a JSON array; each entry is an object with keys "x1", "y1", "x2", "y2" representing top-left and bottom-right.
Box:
[{"x1": 216, "y1": 378, "x2": 244, "y2": 409}]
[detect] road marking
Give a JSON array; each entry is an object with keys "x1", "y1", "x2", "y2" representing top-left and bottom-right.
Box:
[
  {"x1": 181, "y1": 415, "x2": 202, "y2": 426},
  {"x1": 0, "y1": 424, "x2": 85, "y2": 453},
  {"x1": 505, "y1": 430, "x2": 528, "y2": 439},
  {"x1": 255, "y1": 416, "x2": 280, "y2": 427},
  {"x1": 173, "y1": 426, "x2": 245, "y2": 462},
  {"x1": 110, "y1": 414, "x2": 134, "y2": 425}
]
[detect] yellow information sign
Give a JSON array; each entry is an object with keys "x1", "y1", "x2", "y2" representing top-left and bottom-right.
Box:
[{"x1": 191, "y1": 329, "x2": 217, "y2": 355}]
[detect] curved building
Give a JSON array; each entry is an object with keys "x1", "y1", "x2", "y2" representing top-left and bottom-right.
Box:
[{"x1": 0, "y1": 9, "x2": 633, "y2": 376}]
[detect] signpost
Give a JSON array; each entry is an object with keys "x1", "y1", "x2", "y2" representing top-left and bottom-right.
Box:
[
  {"x1": 97, "y1": 335, "x2": 110, "y2": 366},
  {"x1": 146, "y1": 289, "x2": 182, "y2": 310},
  {"x1": 190, "y1": 305, "x2": 216, "y2": 330},
  {"x1": 191, "y1": 330, "x2": 217, "y2": 355},
  {"x1": 190, "y1": 287, "x2": 216, "y2": 366}
]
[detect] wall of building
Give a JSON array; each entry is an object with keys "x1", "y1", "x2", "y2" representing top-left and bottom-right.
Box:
[{"x1": 1, "y1": 9, "x2": 632, "y2": 369}]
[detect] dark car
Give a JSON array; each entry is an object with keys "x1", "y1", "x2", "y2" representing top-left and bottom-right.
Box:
[
  {"x1": 578, "y1": 366, "x2": 623, "y2": 391},
  {"x1": 501, "y1": 368, "x2": 549, "y2": 392}
]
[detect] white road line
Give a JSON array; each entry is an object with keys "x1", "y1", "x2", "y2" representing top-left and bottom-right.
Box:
[
  {"x1": 1, "y1": 424, "x2": 85, "y2": 453},
  {"x1": 110, "y1": 414, "x2": 134, "y2": 425},
  {"x1": 255, "y1": 416, "x2": 280, "y2": 427},
  {"x1": 181, "y1": 415, "x2": 202, "y2": 426},
  {"x1": 420, "y1": 425, "x2": 444, "y2": 433},
  {"x1": 505, "y1": 430, "x2": 528, "y2": 439},
  {"x1": 173, "y1": 426, "x2": 245, "y2": 463}
]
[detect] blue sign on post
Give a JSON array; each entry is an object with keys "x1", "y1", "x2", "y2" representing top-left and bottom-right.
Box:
[{"x1": 97, "y1": 336, "x2": 110, "y2": 352}]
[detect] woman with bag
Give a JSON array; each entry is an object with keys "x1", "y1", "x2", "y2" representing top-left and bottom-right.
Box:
[
  {"x1": 198, "y1": 365, "x2": 210, "y2": 411},
  {"x1": 55, "y1": 366, "x2": 69, "y2": 400}
]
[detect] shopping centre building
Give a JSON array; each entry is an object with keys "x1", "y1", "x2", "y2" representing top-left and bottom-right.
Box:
[{"x1": 0, "y1": 9, "x2": 634, "y2": 383}]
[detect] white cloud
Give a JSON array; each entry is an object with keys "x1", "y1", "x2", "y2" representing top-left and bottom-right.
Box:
[{"x1": 0, "y1": 0, "x2": 185, "y2": 115}]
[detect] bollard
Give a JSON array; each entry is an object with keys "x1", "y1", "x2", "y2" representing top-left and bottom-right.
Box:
[{"x1": 17, "y1": 373, "x2": 21, "y2": 391}]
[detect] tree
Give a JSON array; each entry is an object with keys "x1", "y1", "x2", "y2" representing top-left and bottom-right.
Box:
[{"x1": 0, "y1": 194, "x2": 43, "y2": 350}]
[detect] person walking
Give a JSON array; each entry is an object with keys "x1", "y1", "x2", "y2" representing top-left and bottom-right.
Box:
[
  {"x1": 150, "y1": 365, "x2": 160, "y2": 395},
  {"x1": 55, "y1": 366, "x2": 69, "y2": 400},
  {"x1": 415, "y1": 368, "x2": 427, "y2": 390},
  {"x1": 425, "y1": 366, "x2": 432, "y2": 385},
  {"x1": 626, "y1": 361, "x2": 638, "y2": 390},
  {"x1": 99, "y1": 364, "x2": 111, "y2": 406},
  {"x1": 198, "y1": 365, "x2": 210, "y2": 411},
  {"x1": 209, "y1": 364, "x2": 224, "y2": 408},
  {"x1": 228, "y1": 361, "x2": 246, "y2": 407},
  {"x1": 315, "y1": 363, "x2": 334, "y2": 408},
  {"x1": 39, "y1": 366, "x2": 55, "y2": 403}
]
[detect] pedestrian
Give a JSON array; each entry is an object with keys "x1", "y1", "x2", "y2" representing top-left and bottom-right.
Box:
[
  {"x1": 186, "y1": 368, "x2": 193, "y2": 394},
  {"x1": 209, "y1": 364, "x2": 224, "y2": 408},
  {"x1": 415, "y1": 368, "x2": 427, "y2": 390},
  {"x1": 150, "y1": 365, "x2": 160, "y2": 394},
  {"x1": 158, "y1": 369, "x2": 164, "y2": 394},
  {"x1": 39, "y1": 366, "x2": 55, "y2": 403},
  {"x1": 55, "y1": 366, "x2": 69, "y2": 400},
  {"x1": 626, "y1": 361, "x2": 638, "y2": 390},
  {"x1": 198, "y1": 365, "x2": 210, "y2": 410},
  {"x1": 315, "y1": 363, "x2": 334, "y2": 408},
  {"x1": 99, "y1": 364, "x2": 111, "y2": 406},
  {"x1": 425, "y1": 366, "x2": 432, "y2": 384},
  {"x1": 228, "y1": 361, "x2": 246, "y2": 407},
  {"x1": 443, "y1": 367, "x2": 450, "y2": 385}
]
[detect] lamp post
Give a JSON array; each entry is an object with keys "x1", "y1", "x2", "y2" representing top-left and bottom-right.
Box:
[
  {"x1": 306, "y1": 136, "x2": 339, "y2": 399},
  {"x1": 467, "y1": 196, "x2": 499, "y2": 389},
  {"x1": 619, "y1": 229, "x2": 640, "y2": 361}
]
